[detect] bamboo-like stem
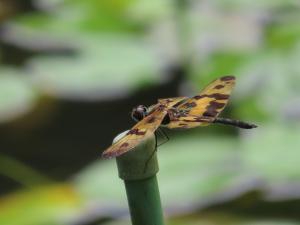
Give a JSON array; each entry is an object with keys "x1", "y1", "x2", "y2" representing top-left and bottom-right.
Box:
[
  {"x1": 124, "y1": 177, "x2": 164, "y2": 225},
  {"x1": 114, "y1": 131, "x2": 165, "y2": 225}
]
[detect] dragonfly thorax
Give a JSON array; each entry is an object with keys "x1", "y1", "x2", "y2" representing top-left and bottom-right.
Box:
[{"x1": 131, "y1": 105, "x2": 148, "y2": 122}]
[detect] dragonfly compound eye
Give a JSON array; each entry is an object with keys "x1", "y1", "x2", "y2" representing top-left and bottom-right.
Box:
[{"x1": 131, "y1": 105, "x2": 147, "y2": 122}]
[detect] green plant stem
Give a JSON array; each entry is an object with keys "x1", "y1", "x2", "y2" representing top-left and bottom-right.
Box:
[
  {"x1": 124, "y1": 177, "x2": 164, "y2": 225},
  {"x1": 0, "y1": 154, "x2": 52, "y2": 187},
  {"x1": 114, "y1": 131, "x2": 165, "y2": 225}
]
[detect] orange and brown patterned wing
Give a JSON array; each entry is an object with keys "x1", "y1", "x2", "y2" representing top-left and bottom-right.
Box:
[
  {"x1": 158, "y1": 97, "x2": 187, "y2": 106},
  {"x1": 176, "y1": 76, "x2": 235, "y2": 118},
  {"x1": 102, "y1": 105, "x2": 167, "y2": 158},
  {"x1": 165, "y1": 76, "x2": 236, "y2": 129},
  {"x1": 166, "y1": 115, "x2": 214, "y2": 129},
  {"x1": 146, "y1": 97, "x2": 187, "y2": 115}
]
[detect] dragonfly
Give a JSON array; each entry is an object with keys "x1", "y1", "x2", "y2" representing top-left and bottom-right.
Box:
[{"x1": 102, "y1": 76, "x2": 257, "y2": 159}]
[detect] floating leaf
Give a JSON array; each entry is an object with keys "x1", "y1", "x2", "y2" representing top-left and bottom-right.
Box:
[
  {"x1": 0, "y1": 68, "x2": 37, "y2": 123},
  {"x1": 0, "y1": 185, "x2": 80, "y2": 225},
  {"x1": 27, "y1": 34, "x2": 162, "y2": 100}
]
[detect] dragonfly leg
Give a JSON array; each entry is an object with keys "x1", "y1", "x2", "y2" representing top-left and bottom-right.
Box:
[
  {"x1": 143, "y1": 128, "x2": 170, "y2": 173},
  {"x1": 143, "y1": 132, "x2": 158, "y2": 173},
  {"x1": 157, "y1": 128, "x2": 169, "y2": 147}
]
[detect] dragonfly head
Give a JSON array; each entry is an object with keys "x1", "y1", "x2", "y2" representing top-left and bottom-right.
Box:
[{"x1": 131, "y1": 105, "x2": 148, "y2": 122}]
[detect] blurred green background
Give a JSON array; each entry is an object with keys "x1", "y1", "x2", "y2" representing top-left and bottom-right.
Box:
[{"x1": 0, "y1": 0, "x2": 300, "y2": 225}]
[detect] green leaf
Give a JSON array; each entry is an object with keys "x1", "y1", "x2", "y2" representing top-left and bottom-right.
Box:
[
  {"x1": 243, "y1": 124, "x2": 300, "y2": 181},
  {"x1": 28, "y1": 34, "x2": 162, "y2": 100},
  {"x1": 0, "y1": 185, "x2": 80, "y2": 225},
  {"x1": 0, "y1": 68, "x2": 38, "y2": 123},
  {"x1": 74, "y1": 134, "x2": 247, "y2": 210}
]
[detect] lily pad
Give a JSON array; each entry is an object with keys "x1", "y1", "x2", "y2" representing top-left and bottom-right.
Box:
[
  {"x1": 74, "y1": 134, "x2": 251, "y2": 215},
  {"x1": 0, "y1": 68, "x2": 37, "y2": 123},
  {"x1": 27, "y1": 34, "x2": 162, "y2": 100},
  {"x1": 0, "y1": 185, "x2": 80, "y2": 225}
]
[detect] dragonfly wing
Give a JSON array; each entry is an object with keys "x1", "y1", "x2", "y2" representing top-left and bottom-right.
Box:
[
  {"x1": 102, "y1": 105, "x2": 168, "y2": 158},
  {"x1": 176, "y1": 76, "x2": 235, "y2": 118},
  {"x1": 158, "y1": 97, "x2": 187, "y2": 106},
  {"x1": 166, "y1": 113, "x2": 214, "y2": 129}
]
